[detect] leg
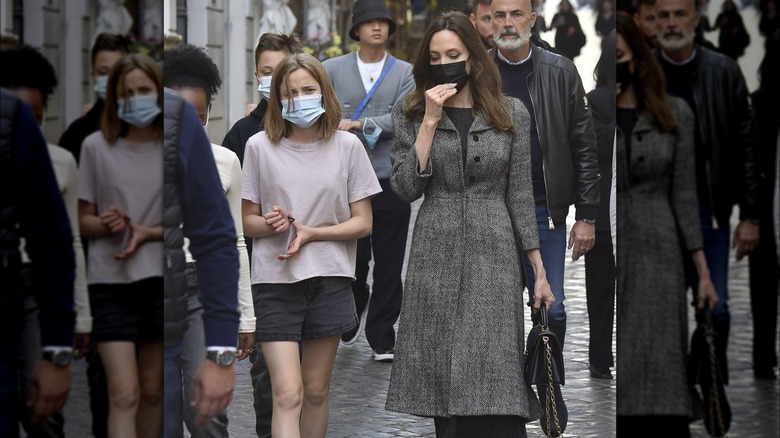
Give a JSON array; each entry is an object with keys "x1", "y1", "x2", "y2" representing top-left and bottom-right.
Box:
[
  {"x1": 749, "y1": 213, "x2": 779, "y2": 377},
  {"x1": 584, "y1": 229, "x2": 616, "y2": 370},
  {"x1": 249, "y1": 344, "x2": 273, "y2": 438},
  {"x1": 163, "y1": 346, "x2": 184, "y2": 438},
  {"x1": 136, "y1": 339, "x2": 163, "y2": 438},
  {"x1": 261, "y1": 341, "x2": 303, "y2": 438},
  {"x1": 524, "y1": 221, "x2": 568, "y2": 347},
  {"x1": 86, "y1": 342, "x2": 109, "y2": 438},
  {"x1": 98, "y1": 341, "x2": 140, "y2": 438},
  {"x1": 299, "y1": 336, "x2": 340, "y2": 437},
  {"x1": 342, "y1": 236, "x2": 371, "y2": 344},
  {"x1": 364, "y1": 181, "x2": 411, "y2": 352}
]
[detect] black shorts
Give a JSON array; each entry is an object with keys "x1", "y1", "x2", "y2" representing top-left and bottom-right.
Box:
[
  {"x1": 89, "y1": 276, "x2": 163, "y2": 343},
  {"x1": 253, "y1": 277, "x2": 357, "y2": 342}
]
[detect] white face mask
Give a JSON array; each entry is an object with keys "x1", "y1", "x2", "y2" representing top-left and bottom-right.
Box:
[
  {"x1": 362, "y1": 118, "x2": 382, "y2": 149},
  {"x1": 257, "y1": 75, "x2": 272, "y2": 100},
  {"x1": 93, "y1": 75, "x2": 108, "y2": 100}
]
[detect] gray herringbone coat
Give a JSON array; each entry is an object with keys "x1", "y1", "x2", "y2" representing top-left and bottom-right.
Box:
[
  {"x1": 615, "y1": 97, "x2": 703, "y2": 418},
  {"x1": 385, "y1": 96, "x2": 542, "y2": 421}
]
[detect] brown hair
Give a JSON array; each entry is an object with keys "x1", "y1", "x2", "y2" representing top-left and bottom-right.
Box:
[
  {"x1": 617, "y1": 12, "x2": 676, "y2": 133},
  {"x1": 264, "y1": 53, "x2": 341, "y2": 143},
  {"x1": 91, "y1": 33, "x2": 137, "y2": 67},
  {"x1": 405, "y1": 10, "x2": 513, "y2": 132},
  {"x1": 254, "y1": 33, "x2": 303, "y2": 69},
  {"x1": 101, "y1": 53, "x2": 164, "y2": 143}
]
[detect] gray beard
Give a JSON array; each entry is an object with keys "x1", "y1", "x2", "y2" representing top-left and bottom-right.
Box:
[
  {"x1": 494, "y1": 28, "x2": 532, "y2": 52},
  {"x1": 657, "y1": 29, "x2": 696, "y2": 51}
]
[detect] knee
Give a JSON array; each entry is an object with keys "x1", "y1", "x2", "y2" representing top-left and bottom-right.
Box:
[
  {"x1": 139, "y1": 384, "x2": 163, "y2": 407},
  {"x1": 272, "y1": 384, "x2": 303, "y2": 411},
  {"x1": 109, "y1": 386, "x2": 139, "y2": 411},
  {"x1": 303, "y1": 383, "x2": 330, "y2": 407}
]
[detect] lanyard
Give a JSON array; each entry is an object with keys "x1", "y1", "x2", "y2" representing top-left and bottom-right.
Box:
[{"x1": 351, "y1": 56, "x2": 396, "y2": 121}]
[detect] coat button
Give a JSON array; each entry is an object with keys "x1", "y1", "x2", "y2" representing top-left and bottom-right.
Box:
[
  {"x1": 472, "y1": 135, "x2": 478, "y2": 141},
  {"x1": 638, "y1": 156, "x2": 644, "y2": 163},
  {"x1": 474, "y1": 156, "x2": 480, "y2": 162},
  {"x1": 637, "y1": 134, "x2": 643, "y2": 142}
]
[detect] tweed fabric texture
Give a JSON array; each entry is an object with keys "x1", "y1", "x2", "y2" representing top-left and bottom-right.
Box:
[
  {"x1": 616, "y1": 97, "x2": 703, "y2": 418},
  {"x1": 386, "y1": 97, "x2": 541, "y2": 420}
]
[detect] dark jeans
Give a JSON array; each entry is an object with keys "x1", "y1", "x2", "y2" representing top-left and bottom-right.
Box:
[
  {"x1": 353, "y1": 178, "x2": 410, "y2": 350},
  {"x1": 524, "y1": 202, "x2": 567, "y2": 347},
  {"x1": 164, "y1": 345, "x2": 183, "y2": 438},
  {"x1": 584, "y1": 229, "x2": 616, "y2": 368},
  {"x1": 182, "y1": 264, "x2": 229, "y2": 437},
  {"x1": 434, "y1": 416, "x2": 527, "y2": 438}
]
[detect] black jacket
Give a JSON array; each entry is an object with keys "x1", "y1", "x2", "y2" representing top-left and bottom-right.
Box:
[
  {"x1": 586, "y1": 85, "x2": 615, "y2": 233},
  {"x1": 221, "y1": 100, "x2": 267, "y2": 166},
  {"x1": 58, "y1": 99, "x2": 104, "y2": 164},
  {"x1": 655, "y1": 46, "x2": 763, "y2": 228},
  {"x1": 491, "y1": 44, "x2": 600, "y2": 224}
]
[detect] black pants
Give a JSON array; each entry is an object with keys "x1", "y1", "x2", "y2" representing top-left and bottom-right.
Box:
[
  {"x1": 748, "y1": 210, "x2": 779, "y2": 372},
  {"x1": 434, "y1": 415, "x2": 528, "y2": 438},
  {"x1": 584, "y1": 229, "x2": 616, "y2": 369},
  {"x1": 352, "y1": 178, "x2": 411, "y2": 350},
  {"x1": 617, "y1": 415, "x2": 691, "y2": 436}
]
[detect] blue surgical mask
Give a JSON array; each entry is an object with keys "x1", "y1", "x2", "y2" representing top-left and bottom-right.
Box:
[
  {"x1": 94, "y1": 75, "x2": 108, "y2": 100},
  {"x1": 258, "y1": 75, "x2": 272, "y2": 100},
  {"x1": 362, "y1": 118, "x2": 382, "y2": 149},
  {"x1": 117, "y1": 94, "x2": 160, "y2": 128},
  {"x1": 281, "y1": 94, "x2": 325, "y2": 129}
]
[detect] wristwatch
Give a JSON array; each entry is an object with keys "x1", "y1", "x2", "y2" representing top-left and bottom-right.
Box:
[
  {"x1": 206, "y1": 349, "x2": 237, "y2": 367},
  {"x1": 581, "y1": 218, "x2": 596, "y2": 225},
  {"x1": 42, "y1": 349, "x2": 73, "y2": 368},
  {"x1": 746, "y1": 218, "x2": 760, "y2": 225}
]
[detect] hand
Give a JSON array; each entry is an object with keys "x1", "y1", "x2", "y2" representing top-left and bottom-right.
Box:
[
  {"x1": 263, "y1": 205, "x2": 292, "y2": 234},
  {"x1": 696, "y1": 276, "x2": 719, "y2": 310},
  {"x1": 568, "y1": 220, "x2": 596, "y2": 261},
  {"x1": 27, "y1": 360, "x2": 71, "y2": 428},
  {"x1": 236, "y1": 333, "x2": 256, "y2": 361},
  {"x1": 114, "y1": 222, "x2": 149, "y2": 260},
  {"x1": 277, "y1": 221, "x2": 310, "y2": 261},
  {"x1": 191, "y1": 360, "x2": 235, "y2": 427},
  {"x1": 98, "y1": 205, "x2": 128, "y2": 234},
  {"x1": 423, "y1": 83, "x2": 458, "y2": 122},
  {"x1": 532, "y1": 276, "x2": 556, "y2": 313},
  {"x1": 732, "y1": 220, "x2": 759, "y2": 261},
  {"x1": 73, "y1": 333, "x2": 91, "y2": 360},
  {"x1": 337, "y1": 119, "x2": 361, "y2": 132}
]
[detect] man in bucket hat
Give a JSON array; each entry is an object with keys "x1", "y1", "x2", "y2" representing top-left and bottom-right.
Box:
[{"x1": 323, "y1": 0, "x2": 414, "y2": 362}]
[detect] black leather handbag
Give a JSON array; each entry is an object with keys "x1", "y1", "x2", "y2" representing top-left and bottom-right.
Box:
[
  {"x1": 689, "y1": 308, "x2": 731, "y2": 437},
  {"x1": 525, "y1": 305, "x2": 567, "y2": 437}
]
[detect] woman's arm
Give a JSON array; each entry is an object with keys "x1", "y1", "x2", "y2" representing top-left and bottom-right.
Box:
[
  {"x1": 277, "y1": 197, "x2": 373, "y2": 260},
  {"x1": 242, "y1": 199, "x2": 292, "y2": 239},
  {"x1": 78, "y1": 200, "x2": 123, "y2": 238},
  {"x1": 691, "y1": 249, "x2": 719, "y2": 310},
  {"x1": 524, "y1": 248, "x2": 556, "y2": 311}
]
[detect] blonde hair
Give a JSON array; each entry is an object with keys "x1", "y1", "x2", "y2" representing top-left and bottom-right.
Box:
[
  {"x1": 264, "y1": 53, "x2": 341, "y2": 143},
  {"x1": 101, "y1": 53, "x2": 163, "y2": 143}
]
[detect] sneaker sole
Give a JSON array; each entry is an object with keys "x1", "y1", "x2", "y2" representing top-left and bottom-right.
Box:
[
  {"x1": 340, "y1": 299, "x2": 369, "y2": 346},
  {"x1": 372, "y1": 352, "x2": 394, "y2": 362}
]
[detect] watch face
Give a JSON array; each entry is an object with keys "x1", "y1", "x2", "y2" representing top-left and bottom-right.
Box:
[
  {"x1": 217, "y1": 351, "x2": 236, "y2": 366},
  {"x1": 53, "y1": 351, "x2": 72, "y2": 367}
]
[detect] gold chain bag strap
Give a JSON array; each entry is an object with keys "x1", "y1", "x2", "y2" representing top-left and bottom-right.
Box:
[
  {"x1": 689, "y1": 308, "x2": 731, "y2": 437},
  {"x1": 525, "y1": 304, "x2": 566, "y2": 437}
]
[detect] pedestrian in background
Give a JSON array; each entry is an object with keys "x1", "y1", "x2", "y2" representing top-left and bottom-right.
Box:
[
  {"x1": 163, "y1": 43, "x2": 256, "y2": 436},
  {"x1": 654, "y1": 0, "x2": 763, "y2": 383},
  {"x1": 77, "y1": 53, "x2": 164, "y2": 437},
  {"x1": 584, "y1": 29, "x2": 616, "y2": 380},
  {"x1": 468, "y1": 0, "x2": 496, "y2": 48},
  {"x1": 551, "y1": 0, "x2": 587, "y2": 60},
  {"x1": 713, "y1": 0, "x2": 751, "y2": 60},
  {"x1": 0, "y1": 44, "x2": 90, "y2": 437},
  {"x1": 0, "y1": 87, "x2": 76, "y2": 438},
  {"x1": 748, "y1": 32, "x2": 779, "y2": 380},
  {"x1": 220, "y1": 31, "x2": 302, "y2": 438},
  {"x1": 385, "y1": 11, "x2": 555, "y2": 437},
  {"x1": 323, "y1": 0, "x2": 415, "y2": 362},
  {"x1": 614, "y1": 13, "x2": 719, "y2": 435},
  {"x1": 241, "y1": 53, "x2": 381, "y2": 437}
]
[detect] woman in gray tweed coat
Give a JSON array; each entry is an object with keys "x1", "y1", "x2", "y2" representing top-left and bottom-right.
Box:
[
  {"x1": 385, "y1": 11, "x2": 556, "y2": 437},
  {"x1": 614, "y1": 15, "x2": 719, "y2": 435}
]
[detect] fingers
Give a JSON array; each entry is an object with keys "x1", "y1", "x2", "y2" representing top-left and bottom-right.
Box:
[{"x1": 426, "y1": 84, "x2": 457, "y2": 103}]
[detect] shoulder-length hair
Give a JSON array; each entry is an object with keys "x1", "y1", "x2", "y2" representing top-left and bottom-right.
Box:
[
  {"x1": 617, "y1": 12, "x2": 676, "y2": 133},
  {"x1": 101, "y1": 53, "x2": 163, "y2": 143},
  {"x1": 264, "y1": 53, "x2": 341, "y2": 143},
  {"x1": 405, "y1": 10, "x2": 513, "y2": 132}
]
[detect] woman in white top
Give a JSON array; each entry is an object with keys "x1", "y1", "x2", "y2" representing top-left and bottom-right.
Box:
[
  {"x1": 78, "y1": 53, "x2": 164, "y2": 437},
  {"x1": 241, "y1": 53, "x2": 381, "y2": 437}
]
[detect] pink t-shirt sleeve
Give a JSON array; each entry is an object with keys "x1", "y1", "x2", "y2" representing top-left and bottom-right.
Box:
[
  {"x1": 346, "y1": 134, "x2": 382, "y2": 203},
  {"x1": 241, "y1": 134, "x2": 262, "y2": 205},
  {"x1": 77, "y1": 137, "x2": 96, "y2": 204}
]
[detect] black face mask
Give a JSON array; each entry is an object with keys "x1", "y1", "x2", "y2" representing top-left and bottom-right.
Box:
[
  {"x1": 616, "y1": 60, "x2": 633, "y2": 93},
  {"x1": 430, "y1": 59, "x2": 470, "y2": 92}
]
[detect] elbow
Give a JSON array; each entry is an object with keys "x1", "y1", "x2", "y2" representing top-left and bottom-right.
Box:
[{"x1": 357, "y1": 218, "x2": 373, "y2": 238}]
